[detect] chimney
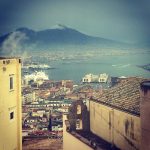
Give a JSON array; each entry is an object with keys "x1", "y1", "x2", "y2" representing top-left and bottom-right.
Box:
[{"x1": 140, "y1": 81, "x2": 150, "y2": 150}]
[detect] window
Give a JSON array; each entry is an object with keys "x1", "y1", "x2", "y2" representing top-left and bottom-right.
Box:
[
  {"x1": 76, "y1": 119, "x2": 80, "y2": 129},
  {"x1": 19, "y1": 59, "x2": 21, "y2": 63},
  {"x1": 76, "y1": 119, "x2": 82, "y2": 130},
  {"x1": 10, "y1": 112, "x2": 14, "y2": 120},
  {"x1": 10, "y1": 76, "x2": 13, "y2": 90},
  {"x1": 77, "y1": 105, "x2": 81, "y2": 114}
]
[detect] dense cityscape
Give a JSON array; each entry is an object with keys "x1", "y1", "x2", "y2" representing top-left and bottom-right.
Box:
[
  {"x1": 0, "y1": 0, "x2": 150, "y2": 150},
  {"x1": 21, "y1": 62, "x2": 111, "y2": 149},
  {"x1": 20, "y1": 61, "x2": 150, "y2": 150},
  {"x1": 0, "y1": 57, "x2": 149, "y2": 150}
]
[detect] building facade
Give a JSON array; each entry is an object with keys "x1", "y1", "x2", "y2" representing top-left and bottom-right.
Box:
[
  {"x1": 0, "y1": 57, "x2": 22, "y2": 150},
  {"x1": 90, "y1": 100, "x2": 140, "y2": 150},
  {"x1": 64, "y1": 77, "x2": 150, "y2": 150},
  {"x1": 89, "y1": 78, "x2": 145, "y2": 150},
  {"x1": 82, "y1": 73, "x2": 109, "y2": 83}
]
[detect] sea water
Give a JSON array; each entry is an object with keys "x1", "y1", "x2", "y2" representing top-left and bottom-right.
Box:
[{"x1": 42, "y1": 50, "x2": 150, "y2": 83}]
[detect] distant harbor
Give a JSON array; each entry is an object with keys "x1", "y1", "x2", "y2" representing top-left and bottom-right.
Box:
[
  {"x1": 21, "y1": 51, "x2": 150, "y2": 83},
  {"x1": 22, "y1": 62, "x2": 56, "y2": 74},
  {"x1": 22, "y1": 63, "x2": 55, "y2": 70}
]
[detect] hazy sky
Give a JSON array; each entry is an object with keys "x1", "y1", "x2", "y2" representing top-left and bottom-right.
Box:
[{"x1": 0, "y1": 0, "x2": 150, "y2": 43}]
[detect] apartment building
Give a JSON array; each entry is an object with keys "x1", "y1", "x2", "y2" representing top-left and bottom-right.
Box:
[{"x1": 0, "y1": 57, "x2": 22, "y2": 150}]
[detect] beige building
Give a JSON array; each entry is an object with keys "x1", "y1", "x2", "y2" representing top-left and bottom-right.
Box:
[
  {"x1": 64, "y1": 77, "x2": 150, "y2": 150},
  {"x1": 98, "y1": 73, "x2": 109, "y2": 83},
  {"x1": 82, "y1": 73, "x2": 99, "y2": 83},
  {"x1": 90, "y1": 77, "x2": 144, "y2": 150},
  {"x1": 0, "y1": 57, "x2": 22, "y2": 150},
  {"x1": 82, "y1": 73, "x2": 109, "y2": 83}
]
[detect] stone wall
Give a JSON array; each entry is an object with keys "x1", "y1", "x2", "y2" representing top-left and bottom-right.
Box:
[
  {"x1": 67, "y1": 100, "x2": 90, "y2": 131},
  {"x1": 90, "y1": 100, "x2": 140, "y2": 150}
]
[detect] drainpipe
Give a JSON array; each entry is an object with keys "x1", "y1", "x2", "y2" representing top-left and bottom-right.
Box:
[{"x1": 140, "y1": 81, "x2": 150, "y2": 150}]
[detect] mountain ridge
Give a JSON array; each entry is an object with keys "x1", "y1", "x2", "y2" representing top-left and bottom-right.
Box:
[{"x1": 0, "y1": 24, "x2": 147, "y2": 55}]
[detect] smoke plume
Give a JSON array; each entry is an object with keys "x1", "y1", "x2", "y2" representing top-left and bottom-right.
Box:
[{"x1": 0, "y1": 31, "x2": 28, "y2": 58}]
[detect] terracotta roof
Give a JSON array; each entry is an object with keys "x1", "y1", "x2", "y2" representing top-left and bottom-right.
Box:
[{"x1": 91, "y1": 77, "x2": 149, "y2": 116}]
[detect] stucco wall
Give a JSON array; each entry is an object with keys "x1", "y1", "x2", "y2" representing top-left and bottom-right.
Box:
[
  {"x1": 90, "y1": 100, "x2": 140, "y2": 150},
  {"x1": 0, "y1": 58, "x2": 22, "y2": 150},
  {"x1": 63, "y1": 115, "x2": 93, "y2": 150}
]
